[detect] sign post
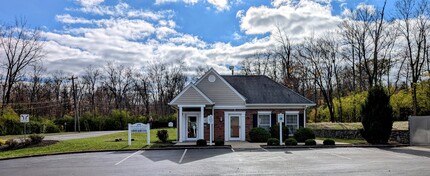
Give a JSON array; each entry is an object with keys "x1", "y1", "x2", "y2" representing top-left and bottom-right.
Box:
[
  {"x1": 128, "y1": 123, "x2": 150, "y2": 146},
  {"x1": 208, "y1": 115, "x2": 214, "y2": 146},
  {"x1": 20, "y1": 114, "x2": 29, "y2": 134},
  {"x1": 277, "y1": 113, "x2": 285, "y2": 146}
]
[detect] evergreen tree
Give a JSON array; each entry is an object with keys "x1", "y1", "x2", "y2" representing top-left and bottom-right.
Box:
[{"x1": 360, "y1": 86, "x2": 393, "y2": 144}]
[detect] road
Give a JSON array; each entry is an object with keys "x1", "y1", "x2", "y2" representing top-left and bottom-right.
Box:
[
  {"x1": 1, "y1": 147, "x2": 430, "y2": 176},
  {"x1": 44, "y1": 131, "x2": 123, "y2": 141}
]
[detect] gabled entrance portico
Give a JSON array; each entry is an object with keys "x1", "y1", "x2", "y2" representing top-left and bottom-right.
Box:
[{"x1": 178, "y1": 105, "x2": 205, "y2": 142}]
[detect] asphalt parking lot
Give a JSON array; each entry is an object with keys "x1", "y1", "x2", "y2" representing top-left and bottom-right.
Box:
[{"x1": 1, "y1": 146, "x2": 430, "y2": 176}]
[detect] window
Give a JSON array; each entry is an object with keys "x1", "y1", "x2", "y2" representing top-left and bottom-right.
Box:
[
  {"x1": 285, "y1": 112, "x2": 299, "y2": 135},
  {"x1": 258, "y1": 112, "x2": 271, "y2": 131}
]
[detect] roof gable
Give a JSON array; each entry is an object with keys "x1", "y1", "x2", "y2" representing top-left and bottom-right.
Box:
[
  {"x1": 168, "y1": 84, "x2": 214, "y2": 105},
  {"x1": 195, "y1": 69, "x2": 246, "y2": 105}
]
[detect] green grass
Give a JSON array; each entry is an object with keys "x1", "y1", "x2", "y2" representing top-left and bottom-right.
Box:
[
  {"x1": 316, "y1": 137, "x2": 367, "y2": 144},
  {"x1": 0, "y1": 128, "x2": 177, "y2": 159},
  {"x1": 307, "y1": 121, "x2": 408, "y2": 130}
]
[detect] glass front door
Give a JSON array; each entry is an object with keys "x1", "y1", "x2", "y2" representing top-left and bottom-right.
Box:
[
  {"x1": 230, "y1": 115, "x2": 240, "y2": 139},
  {"x1": 187, "y1": 115, "x2": 198, "y2": 139}
]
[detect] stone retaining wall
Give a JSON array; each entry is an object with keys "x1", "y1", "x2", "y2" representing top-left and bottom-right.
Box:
[{"x1": 313, "y1": 129, "x2": 409, "y2": 144}]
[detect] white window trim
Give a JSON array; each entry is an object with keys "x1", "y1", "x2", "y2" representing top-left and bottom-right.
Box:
[
  {"x1": 257, "y1": 111, "x2": 272, "y2": 129},
  {"x1": 285, "y1": 111, "x2": 299, "y2": 136}
]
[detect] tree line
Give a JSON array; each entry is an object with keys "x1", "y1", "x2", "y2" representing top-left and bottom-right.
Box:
[{"x1": 0, "y1": 0, "x2": 429, "y2": 124}]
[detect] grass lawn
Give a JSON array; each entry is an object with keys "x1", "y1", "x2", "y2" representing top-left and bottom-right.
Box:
[
  {"x1": 0, "y1": 128, "x2": 176, "y2": 159},
  {"x1": 307, "y1": 121, "x2": 408, "y2": 130},
  {"x1": 316, "y1": 137, "x2": 367, "y2": 144}
]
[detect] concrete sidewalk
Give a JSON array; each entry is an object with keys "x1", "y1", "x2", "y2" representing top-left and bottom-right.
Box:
[{"x1": 44, "y1": 131, "x2": 123, "y2": 141}]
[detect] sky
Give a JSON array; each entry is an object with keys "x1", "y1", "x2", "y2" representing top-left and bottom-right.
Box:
[{"x1": 0, "y1": 0, "x2": 397, "y2": 75}]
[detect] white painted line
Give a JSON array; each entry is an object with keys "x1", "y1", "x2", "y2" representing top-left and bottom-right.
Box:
[
  {"x1": 328, "y1": 153, "x2": 352, "y2": 160},
  {"x1": 262, "y1": 148, "x2": 269, "y2": 152},
  {"x1": 115, "y1": 150, "x2": 142, "y2": 166},
  {"x1": 179, "y1": 149, "x2": 187, "y2": 164},
  {"x1": 231, "y1": 148, "x2": 235, "y2": 152}
]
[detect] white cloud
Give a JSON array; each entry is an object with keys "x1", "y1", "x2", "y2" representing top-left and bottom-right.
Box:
[
  {"x1": 155, "y1": 0, "x2": 200, "y2": 5},
  {"x1": 76, "y1": 0, "x2": 104, "y2": 7},
  {"x1": 233, "y1": 32, "x2": 242, "y2": 40},
  {"x1": 56, "y1": 14, "x2": 92, "y2": 24},
  {"x1": 239, "y1": 0, "x2": 341, "y2": 42},
  {"x1": 207, "y1": 0, "x2": 229, "y2": 11}
]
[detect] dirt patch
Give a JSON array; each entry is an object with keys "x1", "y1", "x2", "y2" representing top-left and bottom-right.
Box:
[{"x1": 27, "y1": 140, "x2": 59, "y2": 148}]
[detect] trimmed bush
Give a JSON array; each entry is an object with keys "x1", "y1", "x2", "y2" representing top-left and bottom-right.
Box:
[
  {"x1": 323, "y1": 139, "x2": 335, "y2": 145},
  {"x1": 196, "y1": 139, "x2": 207, "y2": 146},
  {"x1": 294, "y1": 128, "x2": 315, "y2": 142},
  {"x1": 156, "y1": 129, "x2": 169, "y2": 143},
  {"x1": 360, "y1": 86, "x2": 393, "y2": 144},
  {"x1": 44, "y1": 121, "x2": 61, "y2": 133},
  {"x1": 284, "y1": 138, "x2": 298, "y2": 146},
  {"x1": 215, "y1": 139, "x2": 224, "y2": 146},
  {"x1": 249, "y1": 128, "x2": 271, "y2": 142},
  {"x1": 305, "y1": 139, "x2": 317, "y2": 146},
  {"x1": 29, "y1": 134, "x2": 44, "y2": 144},
  {"x1": 270, "y1": 125, "x2": 289, "y2": 141},
  {"x1": 267, "y1": 138, "x2": 280, "y2": 146},
  {"x1": 0, "y1": 139, "x2": 6, "y2": 146}
]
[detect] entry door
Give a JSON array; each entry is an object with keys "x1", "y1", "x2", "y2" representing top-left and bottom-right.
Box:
[
  {"x1": 225, "y1": 112, "x2": 245, "y2": 141},
  {"x1": 230, "y1": 115, "x2": 241, "y2": 140},
  {"x1": 186, "y1": 114, "x2": 199, "y2": 140}
]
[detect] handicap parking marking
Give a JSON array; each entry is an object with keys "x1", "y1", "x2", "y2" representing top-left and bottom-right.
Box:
[
  {"x1": 115, "y1": 150, "x2": 143, "y2": 166},
  {"x1": 178, "y1": 149, "x2": 187, "y2": 164}
]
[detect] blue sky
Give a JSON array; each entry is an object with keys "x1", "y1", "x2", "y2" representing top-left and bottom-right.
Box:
[{"x1": 0, "y1": 0, "x2": 398, "y2": 74}]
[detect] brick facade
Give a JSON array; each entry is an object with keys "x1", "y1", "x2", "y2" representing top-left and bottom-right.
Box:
[{"x1": 199, "y1": 108, "x2": 305, "y2": 141}]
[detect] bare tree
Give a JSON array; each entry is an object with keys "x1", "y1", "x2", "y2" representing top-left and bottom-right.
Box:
[
  {"x1": 396, "y1": 0, "x2": 430, "y2": 115},
  {"x1": 0, "y1": 18, "x2": 44, "y2": 109},
  {"x1": 82, "y1": 65, "x2": 101, "y2": 117}
]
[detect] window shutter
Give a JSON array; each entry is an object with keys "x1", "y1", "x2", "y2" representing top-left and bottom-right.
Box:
[
  {"x1": 253, "y1": 114, "x2": 258, "y2": 127},
  {"x1": 299, "y1": 113, "x2": 304, "y2": 127},
  {"x1": 271, "y1": 113, "x2": 276, "y2": 127}
]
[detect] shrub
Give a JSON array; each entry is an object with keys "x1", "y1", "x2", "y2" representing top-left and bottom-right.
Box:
[
  {"x1": 360, "y1": 86, "x2": 393, "y2": 144},
  {"x1": 196, "y1": 139, "x2": 207, "y2": 146},
  {"x1": 156, "y1": 130, "x2": 169, "y2": 143},
  {"x1": 270, "y1": 125, "x2": 289, "y2": 141},
  {"x1": 6, "y1": 139, "x2": 19, "y2": 148},
  {"x1": 323, "y1": 139, "x2": 335, "y2": 145},
  {"x1": 267, "y1": 138, "x2": 280, "y2": 146},
  {"x1": 284, "y1": 138, "x2": 298, "y2": 146},
  {"x1": 0, "y1": 139, "x2": 6, "y2": 146},
  {"x1": 0, "y1": 107, "x2": 22, "y2": 135},
  {"x1": 249, "y1": 128, "x2": 271, "y2": 142},
  {"x1": 44, "y1": 121, "x2": 61, "y2": 133},
  {"x1": 305, "y1": 139, "x2": 316, "y2": 145},
  {"x1": 29, "y1": 134, "x2": 44, "y2": 144},
  {"x1": 215, "y1": 139, "x2": 224, "y2": 146},
  {"x1": 294, "y1": 128, "x2": 315, "y2": 142}
]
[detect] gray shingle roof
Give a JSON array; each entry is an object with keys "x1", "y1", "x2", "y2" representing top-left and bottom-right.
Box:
[{"x1": 222, "y1": 75, "x2": 314, "y2": 104}]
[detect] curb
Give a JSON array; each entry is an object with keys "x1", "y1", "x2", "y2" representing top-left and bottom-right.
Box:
[
  {"x1": 262, "y1": 144, "x2": 410, "y2": 149},
  {"x1": 0, "y1": 145, "x2": 232, "y2": 161}
]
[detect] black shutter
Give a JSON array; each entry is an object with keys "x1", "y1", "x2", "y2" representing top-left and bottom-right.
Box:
[
  {"x1": 253, "y1": 114, "x2": 258, "y2": 127},
  {"x1": 271, "y1": 113, "x2": 276, "y2": 127},
  {"x1": 299, "y1": 113, "x2": 304, "y2": 128}
]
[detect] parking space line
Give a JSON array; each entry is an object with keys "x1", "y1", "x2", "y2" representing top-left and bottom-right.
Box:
[
  {"x1": 179, "y1": 149, "x2": 187, "y2": 164},
  {"x1": 231, "y1": 148, "x2": 235, "y2": 152},
  {"x1": 115, "y1": 150, "x2": 143, "y2": 166},
  {"x1": 261, "y1": 148, "x2": 269, "y2": 152}
]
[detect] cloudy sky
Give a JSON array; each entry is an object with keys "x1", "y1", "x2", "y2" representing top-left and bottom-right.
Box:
[{"x1": 0, "y1": 0, "x2": 395, "y2": 75}]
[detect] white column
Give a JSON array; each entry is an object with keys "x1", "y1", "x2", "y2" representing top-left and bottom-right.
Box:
[
  {"x1": 200, "y1": 106, "x2": 204, "y2": 140},
  {"x1": 179, "y1": 106, "x2": 183, "y2": 142}
]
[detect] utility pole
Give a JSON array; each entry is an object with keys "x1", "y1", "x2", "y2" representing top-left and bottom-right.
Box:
[{"x1": 69, "y1": 76, "x2": 79, "y2": 132}]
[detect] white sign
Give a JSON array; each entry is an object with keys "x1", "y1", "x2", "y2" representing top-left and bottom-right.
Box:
[
  {"x1": 277, "y1": 114, "x2": 285, "y2": 123},
  {"x1": 130, "y1": 123, "x2": 148, "y2": 133},
  {"x1": 208, "y1": 115, "x2": 214, "y2": 125},
  {"x1": 128, "y1": 123, "x2": 150, "y2": 146},
  {"x1": 20, "y1": 114, "x2": 29, "y2": 123},
  {"x1": 168, "y1": 122, "x2": 174, "y2": 127}
]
